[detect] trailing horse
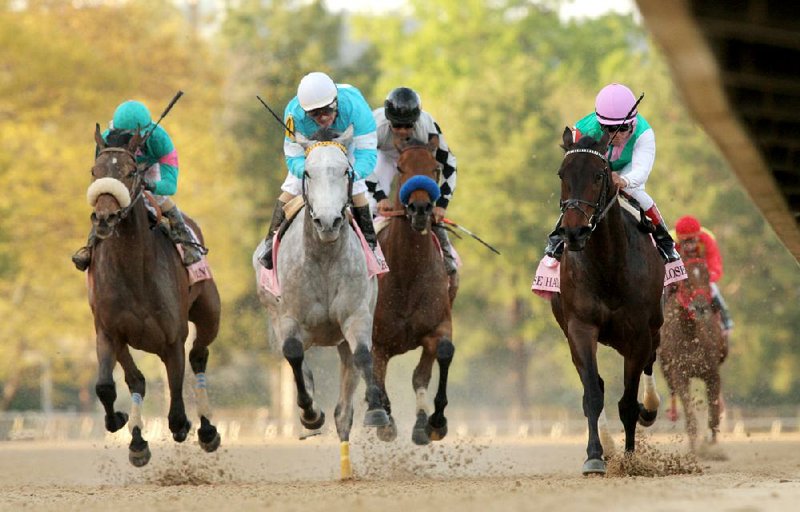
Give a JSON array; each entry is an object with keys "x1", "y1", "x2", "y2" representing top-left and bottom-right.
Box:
[
  {"x1": 660, "y1": 254, "x2": 725, "y2": 450},
  {"x1": 253, "y1": 127, "x2": 389, "y2": 479},
  {"x1": 371, "y1": 139, "x2": 456, "y2": 445},
  {"x1": 85, "y1": 125, "x2": 221, "y2": 466},
  {"x1": 550, "y1": 128, "x2": 664, "y2": 475}
]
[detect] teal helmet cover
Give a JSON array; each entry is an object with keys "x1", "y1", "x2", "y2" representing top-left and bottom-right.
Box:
[{"x1": 112, "y1": 100, "x2": 152, "y2": 131}]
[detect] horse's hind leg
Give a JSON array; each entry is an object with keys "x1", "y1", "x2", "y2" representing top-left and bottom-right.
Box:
[
  {"x1": 428, "y1": 336, "x2": 455, "y2": 442},
  {"x1": 334, "y1": 343, "x2": 360, "y2": 479},
  {"x1": 95, "y1": 332, "x2": 128, "y2": 434},
  {"x1": 188, "y1": 287, "x2": 222, "y2": 452},
  {"x1": 163, "y1": 340, "x2": 191, "y2": 443},
  {"x1": 282, "y1": 337, "x2": 325, "y2": 430},
  {"x1": 117, "y1": 347, "x2": 151, "y2": 467}
]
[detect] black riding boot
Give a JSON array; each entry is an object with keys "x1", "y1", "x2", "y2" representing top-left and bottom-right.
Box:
[
  {"x1": 258, "y1": 199, "x2": 287, "y2": 269},
  {"x1": 652, "y1": 223, "x2": 680, "y2": 263},
  {"x1": 352, "y1": 204, "x2": 378, "y2": 251},
  {"x1": 432, "y1": 224, "x2": 458, "y2": 275},
  {"x1": 544, "y1": 226, "x2": 564, "y2": 261},
  {"x1": 711, "y1": 287, "x2": 734, "y2": 331},
  {"x1": 71, "y1": 227, "x2": 96, "y2": 272},
  {"x1": 164, "y1": 207, "x2": 203, "y2": 266}
]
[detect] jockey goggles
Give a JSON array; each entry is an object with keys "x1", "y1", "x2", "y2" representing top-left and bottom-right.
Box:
[
  {"x1": 601, "y1": 122, "x2": 632, "y2": 133},
  {"x1": 305, "y1": 99, "x2": 337, "y2": 119},
  {"x1": 391, "y1": 122, "x2": 414, "y2": 129}
]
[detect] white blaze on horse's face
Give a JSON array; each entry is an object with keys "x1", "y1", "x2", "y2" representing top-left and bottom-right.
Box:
[{"x1": 304, "y1": 143, "x2": 351, "y2": 243}]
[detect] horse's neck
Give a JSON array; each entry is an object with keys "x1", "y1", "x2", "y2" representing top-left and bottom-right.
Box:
[
  {"x1": 583, "y1": 203, "x2": 628, "y2": 265},
  {"x1": 96, "y1": 205, "x2": 156, "y2": 268},
  {"x1": 385, "y1": 218, "x2": 437, "y2": 272}
]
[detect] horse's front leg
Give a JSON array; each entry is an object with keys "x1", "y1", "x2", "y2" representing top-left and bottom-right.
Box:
[
  {"x1": 706, "y1": 371, "x2": 722, "y2": 445},
  {"x1": 117, "y1": 347, "x2": 150, "y2": 467},
  {"x1": 282, "y1": 336, "x2": 324, "y2": 430},
  {"x1": 163, "y1": 340, "x2": 191, "y2": 442},
  {"x1": 619, "y1": 355, "x2": 648, "y2": 453},
  {"x1": 343, "y1": 317, "x2": 389, "y2": 428},
  {"x1": 372, "y1": 347, "x2": 397, "y2": 442},
  {"x1": 410, "y1": 341, "x2": 436, "y2": 445},
  {"x1": 334, "y1": 342, "x2": 360, "y2": 479},
  {"x1": 426, "y1": 334, "x2": 455, "y2": 443},
  {"x1": 567, "y1": 320, "x2": 605, "y2": 475},
  {"x1": 95, "y1": 331, "x2": 128, "y2": 433}
]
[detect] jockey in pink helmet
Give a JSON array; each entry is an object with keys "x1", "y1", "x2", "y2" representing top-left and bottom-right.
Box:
[{"x1": 545, "y1": 83, "x2": 680, "y2": 262}]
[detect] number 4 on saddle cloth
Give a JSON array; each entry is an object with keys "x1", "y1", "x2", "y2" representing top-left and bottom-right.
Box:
[{"x1": 531, "y1": 199, "x2": 687, "y2": 299}]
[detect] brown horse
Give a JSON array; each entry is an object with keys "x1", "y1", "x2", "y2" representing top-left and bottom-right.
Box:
[
  {"x1": 372, "y1": 140, "x2": 456, "y2": 445},
  {"x1": 550, "y1": 128, "x2": 664, "y2": 475},
  {"x1": 660, "y1": 252, "x2": 725, "y2": 450},
  {"x1": 86, "y1": 125, "x2": 221, "y2": 466}
]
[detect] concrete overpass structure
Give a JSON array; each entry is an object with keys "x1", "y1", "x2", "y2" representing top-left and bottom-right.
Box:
[{"x1": 636, "y1": 0, "x2": 800, "y2": 261}]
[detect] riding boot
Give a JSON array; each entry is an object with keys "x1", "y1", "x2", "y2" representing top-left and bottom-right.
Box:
[
  {"x1": 71, "y1": 227, "x2": 97, "y2": 272},
  {"x1": 544, "y1": 225, "x2": 564, "y2": 261},
  {"x1": 432, "y1": 224, "x2": 458, "y2": 275},
  {"x1": 164, "y1": 207, "x2": 203, "y2": 266},
  {"x1": 258, "y1": 199, "x2": 287, "y2": 269},
  {"x1": 711, "y1": 286, "x2": 734, "y2": 331},
  {"x1": 645, "y1": 205, "x2": 680, "y2": 263},
  {"x1": 352, "y1": 204, "x2": 378, "y2": 251}
]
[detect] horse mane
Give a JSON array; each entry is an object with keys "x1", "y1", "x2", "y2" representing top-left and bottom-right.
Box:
[
  {"x1": 309, "y1": 127, "x2": 340, "y2": 142},
  {"x1": 105, "y1": 128, "x2": 134, "y2": 147}
]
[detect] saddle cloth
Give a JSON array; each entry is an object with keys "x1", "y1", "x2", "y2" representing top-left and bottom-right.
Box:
[{"x1": 257, "y1": 215, "x2": 390, "y2": 299}]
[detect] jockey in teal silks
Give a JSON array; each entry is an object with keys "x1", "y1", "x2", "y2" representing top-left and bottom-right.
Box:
[
  {"x1": 72, "y1": 100, "x2": 202, "y2": 271},
  {"x1": 544, "y1": 83, "x2": 680, "y2": 263},
  {"x1": 258, "y1": 71, "x2": 379, "y2": 269}
]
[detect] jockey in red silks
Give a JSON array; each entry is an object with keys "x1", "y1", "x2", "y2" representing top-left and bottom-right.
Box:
[
  {"x1": 672, "y1": 215, "x2": 735, "y2": 336},
  {"x1": 545, "y1": 83, "x2": 680, "y2": 263}
]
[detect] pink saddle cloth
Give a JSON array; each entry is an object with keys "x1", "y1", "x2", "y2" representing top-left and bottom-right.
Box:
[
  {"x1": 257, "y1": 218, "x2": 390, "y2": 299},
  {"x1": 176, "y1": 226, "x2": 213, "y2": 286},
  {"x1": 530, "y1": 250, "x2": 687, "y2": 300}
]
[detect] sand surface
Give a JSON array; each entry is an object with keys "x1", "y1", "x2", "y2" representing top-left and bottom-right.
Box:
[{"x1": 1, "y1": 432, "x2": 799, "y2": 512}]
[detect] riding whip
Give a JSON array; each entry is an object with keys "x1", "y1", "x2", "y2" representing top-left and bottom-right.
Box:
[
  {"x1": 257, "y1": 95, "x2": 295, "y2": 137},
  {"x1": 440, "y1": 218, "x2": 501, "y2": 255},
  {"x1": 141, "y1": 90, "x2": 184, "y2": 146}
]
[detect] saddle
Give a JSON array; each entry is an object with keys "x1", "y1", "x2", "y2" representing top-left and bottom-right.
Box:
[{"x1": 618, "y1": 193, "x2": 656, "y2": 234}]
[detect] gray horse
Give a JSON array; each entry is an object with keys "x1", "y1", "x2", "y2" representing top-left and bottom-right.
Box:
[{"x1": 253, "y1": 127, "x2": 389, "y2": 479}]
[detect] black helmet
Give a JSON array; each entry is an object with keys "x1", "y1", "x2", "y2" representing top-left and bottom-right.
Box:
[{"x1": 384, "y1": 87, "x2": 421, "y2": 125}]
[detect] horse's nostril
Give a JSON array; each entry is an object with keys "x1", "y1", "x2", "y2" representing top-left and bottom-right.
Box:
[
  {"x1": 313, "y1": 218, "x2": 323, "y2": 229},
  {"x1": 332, "y1": 217, "x2": 342, "y2": 229}
]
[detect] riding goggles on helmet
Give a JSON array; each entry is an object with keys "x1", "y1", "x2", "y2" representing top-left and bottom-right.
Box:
[
  {"x1": 601, "y1": 123, "x2": 632, "y2": 133},
  {"x1": 305, "y1": 99, "x2": 337, "y2": 119}
]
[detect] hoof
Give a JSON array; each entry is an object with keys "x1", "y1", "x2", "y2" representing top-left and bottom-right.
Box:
[
  {"x1": 172, "y1": 420, "x2": 192, "y2": 443},
  {"x1": 376, "y1": 416, "x2": 397, "y2": 442},
  {"x1": 638, "y1": 403, "x2": 658, "y2": 427},
  {"x1": 582, "y1": 458, "x2": 606, "y2": 475},
  {"x1": 363, "y1": 408, "x2": 390, "y2": 427},
  {"x1": 301, "y1": 409, "x2": 326, "y2": 430},
  {"x1": 129, "y1": 427, "x2": 150, "y2": 467},
  {"x1": 412, "y1": 411, "x2": 431, "y2": 446},
  {"x1": 198, "y1": 417, "x2": 221, "y2": 453},
  {"x1": 105, "y1": 411, "x2": 128, "y2": 433},
  {"x1": 426, "y1": 414, "x2": 448, "y2": 442}
]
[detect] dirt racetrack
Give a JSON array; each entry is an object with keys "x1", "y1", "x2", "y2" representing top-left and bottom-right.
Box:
[{"x1": 1, "y1": 431, "x2": 799, "y2": 512}]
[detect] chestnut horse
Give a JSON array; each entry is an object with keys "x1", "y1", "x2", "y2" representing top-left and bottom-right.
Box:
[
  {"x1": 660, "y1": 252, "x2": 725, "y2": 450},
  {"x1": 372, "y1": 140, "x2": 456, "y2": 445},
  {"x1": 550, "y1": 128, "x2": 664, "y2": 475},
  {"x1": 86, "y1": 126, "x2": 221, "y2": 466}
]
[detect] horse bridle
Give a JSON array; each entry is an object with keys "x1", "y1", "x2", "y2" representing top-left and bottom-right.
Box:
[
  {"x1": 557, "y1": 147, "x2": 619, "y2": 233},
  {"x1": 94, "y1": 146, "x2": 146, "y2": 220},
  {"x1": 300, "y1": 142, "x2": 354, "y2": 221}
]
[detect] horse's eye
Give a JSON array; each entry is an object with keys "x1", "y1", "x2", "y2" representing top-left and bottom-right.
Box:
[{"x1": 595, "y1": 172, "x2": 604, "y2": 182}]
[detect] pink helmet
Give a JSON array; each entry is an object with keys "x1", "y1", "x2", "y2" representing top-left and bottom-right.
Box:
[{"x1": 595, "y1": 83, "x2": 637, "y2": 124}]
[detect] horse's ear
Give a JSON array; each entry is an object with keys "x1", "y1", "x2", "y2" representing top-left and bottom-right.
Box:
[
  {"x1": 598, "y1": 130, "x2": 610, "y2": 148},
  {"x1": 334, "y1": 125, "x2": 354, "y2": 147},
  {"x1": 427, "y1": 134, "x2": 439, "y2": 154},
  {"x1": 128, "y1": 128, "x2": 143, "y2": 153},
  {"x1": 95, "y1": 123, "x2": 106, "y2": 149},
  {"x1": 561, "y1": 126, "x2": 574, "y2": 149}
]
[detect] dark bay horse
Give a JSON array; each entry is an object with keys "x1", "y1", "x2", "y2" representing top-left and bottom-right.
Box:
[
  {"x1": 86, "y1": 125, "x2": 221, "y2": 466},
  {"x1": 550, "y1": 128, "x2": 664, "y2": 475},
  {"x1": 660, "y1": 253, "x2": 725, "y2": 450},
  {"x1": 372, "y1": 139, "x2": 456, "y2": 445}
]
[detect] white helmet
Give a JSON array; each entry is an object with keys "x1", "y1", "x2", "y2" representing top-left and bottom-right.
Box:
[{"x1": 297, "y1": 72, "x2": 338, "y2": 111}]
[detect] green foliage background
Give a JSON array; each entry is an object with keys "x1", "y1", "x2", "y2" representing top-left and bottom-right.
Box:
[{"x1": 1, "y1": 0, "x2": 798, "y2": 414}]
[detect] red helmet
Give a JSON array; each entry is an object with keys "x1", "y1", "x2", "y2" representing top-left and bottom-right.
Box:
[{"x1": 675, "y1": 215, "x2": 701, "y2": 238}]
